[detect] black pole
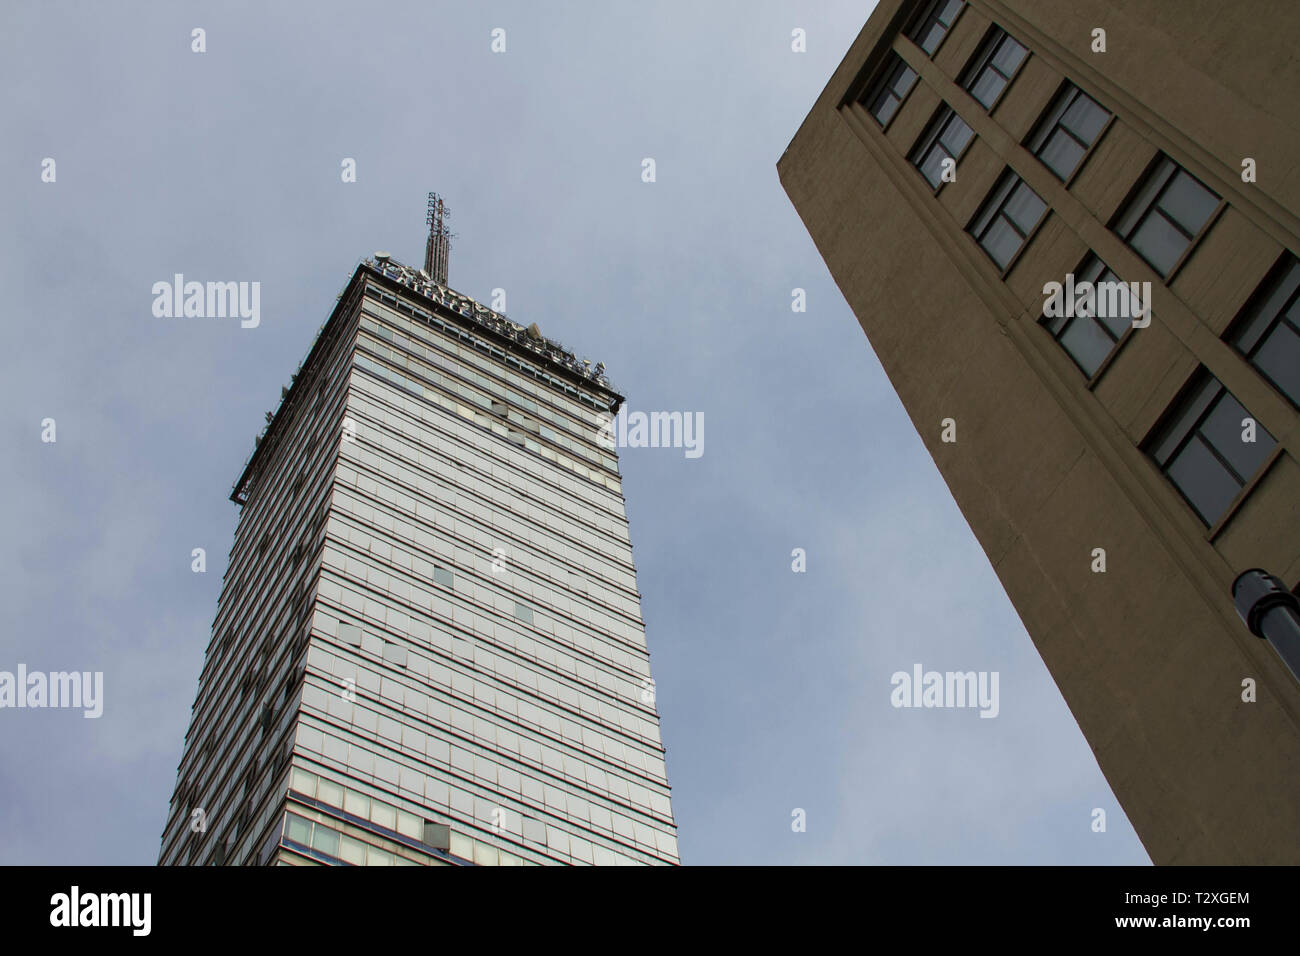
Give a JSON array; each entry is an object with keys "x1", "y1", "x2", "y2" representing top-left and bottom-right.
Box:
[{"x1": 1233, "y1": 568, "x2": 1300, "y2": 684}]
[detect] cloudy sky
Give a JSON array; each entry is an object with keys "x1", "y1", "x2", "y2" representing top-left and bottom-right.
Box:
[{"x1": 0, "y1": 0, "x2": 1148, "y2": 865}]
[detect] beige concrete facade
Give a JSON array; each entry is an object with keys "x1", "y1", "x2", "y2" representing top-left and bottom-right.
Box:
[{"x1": 780, "y1": 0, "x2": 1300, "y2": 863}]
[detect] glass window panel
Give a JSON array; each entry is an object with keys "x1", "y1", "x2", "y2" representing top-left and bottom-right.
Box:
[
  {"x1": 1114, "y1": 158, "x2": 1176, "y2": 237},
  {"x1": 1060, "y1": 93, "x2": 1108, "y2": 144},
  {"x1": 893, "y1": 64, "x2": 917, "y2": 96},
  {"x1": 1252, "y1": 323, "x2": 1300, "y2": 406},
  {"x1": 424, "y1": 821, "x2": 451, "y2": 850},
  {"x1": 1028, "y1": 87, "x2": 1074, "y2": 153},
  {"x1": 450, "y1": 832, "x2": 474, "y2": 859},
  {"x1": 939, "y1": 115, "x2": 973, "y2": 155},
  {"x1": 312, "y1": 825, "x2": 340, "y2": 858},
  {"x1": 971, "y1": 174, "x2": 1015, "y2": 236},
  {"x1": 1077, "y1": 256, "x2": 1108, "y2": 285},
  {"x1": 872, "y1": 92, "x2": 900, "y2": 126},
  {"x1": 919, "y1": 146, "x2": 945, "y2": 187},
  {"x1": 343, "y1": 789, "x2": 370, "y2": 818},
  {"x1": 1200, "y1": 392, "x2": 1275, "y2": 480},
  {"x1": 937, "y1": 0, "x2": 963, "y2": 24},
  {"x1": 991, "y1": 35, "x2": 1027, "y2": 75},
  {"x1": 918, "y1": 23, "x2": 945, "y2": 54},
  {"x1": 1004, "y1": 183, "x2": 1046, "y2": 233},
  {"x1": 285, "y1": 813, "x2": 312, "y2": 846},
  {"x1": 1129, "y1": 211, "x2": 1188, "y2": 276},
  {"x1": 1059, "y1": 317, "x2": 1114, "y2": 377},
  {"x1": 339, "y1": 834, "x2": 366, "y2": 865},
  {"x1": 1235, "y1": 302, "x2": 1279, "y2": 356},
  {"x1": 317, "y1": 778, "x2": 344, "y2": 809},
  {"x1": 1150, "y1": 376, "x2": 1220, "y2": 466},
  {"x1": 291, "y1": 769, "x2": 317, "y2": 796},
  {"x1": 1098, "y1": 295, "x2": 1135, "y2": 339},
  {"x1": 1040, "y1": 129, "x2": 1086, "y2": 180},
  {"x1": 1159, "y1": 171, "x2": 1219, "y2": 235},
  {"x1": 981, "y1": 218, "x2": 1021, "y2": 270},
  {"x1": 971, "y1": 71, "x2": 1004, "y2": 108},
  {"x1": 1166, "y1": 437, "x2": 1243, "y2": 525}
]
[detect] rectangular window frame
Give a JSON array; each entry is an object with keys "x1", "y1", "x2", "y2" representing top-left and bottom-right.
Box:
[
  {"x1": 860, "y1": 52, "x2": 920, "y2": 130},
  {"x1": 908, "y1": 103, "x2": 975, "y2": 193},
  {"x1": 1225, "y1": 253, "x2": 1300, "y2": 410},
  {"x1": 1111, "y1": 154, "x2": 1225, "y2": 283},
  {"x1": 1143, "y1": 369, "x2": 1281, "y2": 532},
  {"x1": 967, "y1": 168, "x2": 1049, "y2": 276},
  {"x1": 1039, "y1": 253, "x2": 1138, "y2": 385},
  {"x1": 907, "y1": 0, "x2": 966, "y2": 57},
  {"x1": 959, "y1": 26, "x2": 1029, "y2": 112},
  {"x1": 1025, "y1": 81, "x2": 1113, "y2": 185}
]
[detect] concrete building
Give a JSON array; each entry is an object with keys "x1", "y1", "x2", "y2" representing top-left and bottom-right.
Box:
[
  {"x1": 780, "y1": 0, "x2": 1300, "y2": 863},
  {"x1": 158, "y1": 231, "x2": 678, "y2": 865}
]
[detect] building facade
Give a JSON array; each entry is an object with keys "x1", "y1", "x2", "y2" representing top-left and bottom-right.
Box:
[
  {"x1": 780, "y1": 0, "x2": 1300, "y2": 863},
  {"x1": 159, "y1": 250, "x2": 679, "y2": 865}
]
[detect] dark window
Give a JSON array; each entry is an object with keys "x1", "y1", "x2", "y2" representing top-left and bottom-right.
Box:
[
  {"x1": 909, "y1": 105, "x2": 974, "y2": 188},
  {"x1": 960, "y1": 27, "x2": 1027, "y2": 109},
  {"x1": 1227, "y1": 254, "x2": 1300, "y2": 408},
  {"x1": 1041, "y1": 254, "x2": 1136, "y2": 378},
  {"x1": 423, "y1": 821, "x2": 451, "y2": 851},
  {"x1": 1027, "y1": 82, "x2": 1110, "y2": 180},
  {"x1": 1112, "y1": 156, "x2": 1220, "y2": 277},
  {"x1": 968, "y1": 170, "x2": 1048, "y2": 270},
  {"x1": 909, "y1": 0, "x2": 964, "y2": 55},
  {"x1": 1147, "y1": 371, "x2": 1276, "y2": 525},
  {"x1": 337, "y1": 621, "x2": 362, "y2": 646},
  {"x1": 861, "y1": 53, "x2": 918, "y2": 127}
]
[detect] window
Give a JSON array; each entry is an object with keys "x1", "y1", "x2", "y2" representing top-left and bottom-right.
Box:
[
  {"x1": 1041, "y1": 254, "x2": 1137, "y2": 378},
  {"x1": 1112, "y1": 156, "x2": 1220, "y2": 277},
  {"x1": 968, "y1": 171, "x2": 1047, "y2": 270},
  {"x1": 861, "y1": 53, "x2": 918, "y2": 127},
  {"x1": 909, "y1": 105, "x2": 974, "y2": 189},
  {"x1": 1027, "y1": 83, "x2": 1110, "y2": 180},
  {"x1": 513, "y1": 602, "x2": 534, "y2": 625},
  {"x1": 283, "y1": 812, "x2": 313, "y2": 847},
  {"x1": 1227, "y1": 254, "x2": 1300, "y2": 408},
  {"x1": 337, "y1": 622, "x2": 362, "y2": 646},
  {"x1": 909, "y1": 0, "x2": 964, "y2": 55},
  {"x1": 433, "y1": 565, "x2": 454, "y2": 588},
  {"x1": 1147, "y1": 371, "x2": 1276, "y2": 526},
  {"x1": 960, "y1": 27, "x2": 1027, "y2": 109},
  {"x1": 423, "y1": 821, "x2": 451, "y2": 851}
]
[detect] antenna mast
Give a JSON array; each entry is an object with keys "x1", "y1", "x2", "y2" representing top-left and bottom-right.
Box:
[{"x1": 425, "y1": 192, "x2": 452, "y2": 286}]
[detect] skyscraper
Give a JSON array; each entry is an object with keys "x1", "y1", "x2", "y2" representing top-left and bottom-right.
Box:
[
  {"x1": 158, "y1": 202, "x2": 679, "y2": 865},
  {"x1": 780, "y1": 0, "x2": 1300, "y2": 863}
]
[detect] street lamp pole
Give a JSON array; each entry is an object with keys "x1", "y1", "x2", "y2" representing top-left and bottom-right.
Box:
[{"x1": 1233, "y1": 569, "x2": 1300, "y2": 684}]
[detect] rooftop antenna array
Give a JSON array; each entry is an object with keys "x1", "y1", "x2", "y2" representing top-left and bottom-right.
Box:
[{"x1": 424, "y1": 192, "x2": 453, "y2": 286}]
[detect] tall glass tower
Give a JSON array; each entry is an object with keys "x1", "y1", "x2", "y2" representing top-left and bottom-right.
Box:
[{"x1": 158, "y1": 220, "x2": 678, "y2": 865}]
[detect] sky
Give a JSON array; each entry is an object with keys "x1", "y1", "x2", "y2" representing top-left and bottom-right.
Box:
[{"x1": 0, "y1": 0, "x2": 1149, "y2": 865}]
